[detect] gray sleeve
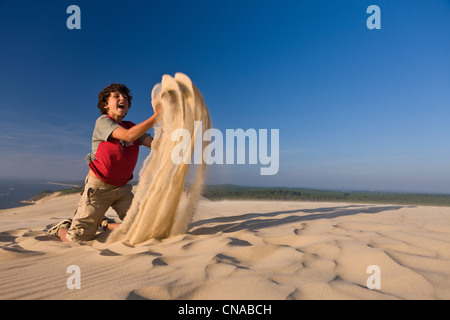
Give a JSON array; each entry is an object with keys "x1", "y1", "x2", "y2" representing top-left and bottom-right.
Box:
[
  {"x1": 86, "y1": 116, "x2": 121, "y2": 163},
  {"x1": 94, "y1": 115, "x2": 121, "y2": 142}
]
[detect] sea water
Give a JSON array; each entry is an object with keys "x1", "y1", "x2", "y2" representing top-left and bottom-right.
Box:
[{"x1": 0, "y1": 178, "x2": 81, "y2": 210}]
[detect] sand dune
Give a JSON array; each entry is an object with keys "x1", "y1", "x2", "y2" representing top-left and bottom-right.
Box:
[{"x1": 0, "y1": 193, "x2": 450, "y2": 300}]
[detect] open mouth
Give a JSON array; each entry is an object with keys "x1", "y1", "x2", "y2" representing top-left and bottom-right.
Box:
[{"x1": 118, "y1": 104, "x2": 126, "y2": 110}]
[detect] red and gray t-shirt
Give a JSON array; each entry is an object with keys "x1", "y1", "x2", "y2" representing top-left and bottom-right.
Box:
[{"x1": 85, "y1": 115, "x2": 150, "y2": 186}]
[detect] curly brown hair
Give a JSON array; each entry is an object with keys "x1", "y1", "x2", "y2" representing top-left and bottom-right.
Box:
[{"x1": 97, "y1": 83, "x2": 133, "y2": 115}]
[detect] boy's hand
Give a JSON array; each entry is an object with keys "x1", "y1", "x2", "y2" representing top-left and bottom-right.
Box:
[{"x1": 153, "y1": 103, "x2": 162, "y2": 118}]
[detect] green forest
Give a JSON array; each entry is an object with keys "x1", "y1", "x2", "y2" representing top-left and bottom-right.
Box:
[{"x1": 201, "y1": 184, "x2": 450, "y2": 207}]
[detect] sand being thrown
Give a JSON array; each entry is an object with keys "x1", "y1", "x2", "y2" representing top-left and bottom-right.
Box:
[{"x1": 109, "y1": 73, "x2": 211, "y2": 245}]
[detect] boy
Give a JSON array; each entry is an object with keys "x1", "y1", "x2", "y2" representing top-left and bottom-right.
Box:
[{"x1": 48, "y1": 83, "x2": 160, "y2": 242}]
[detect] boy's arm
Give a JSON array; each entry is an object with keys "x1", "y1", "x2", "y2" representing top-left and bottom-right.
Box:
[
  {"x1": 141, "y1": 135, "x2": 154, "y2": 148},
  {"x1": 111, "y1": 106, "x2": 160, "y2": 143}
]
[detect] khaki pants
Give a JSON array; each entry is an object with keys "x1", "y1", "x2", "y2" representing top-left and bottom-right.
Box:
[{"x1": 67, "y1": 175, "x2": 133, "y2": 242}]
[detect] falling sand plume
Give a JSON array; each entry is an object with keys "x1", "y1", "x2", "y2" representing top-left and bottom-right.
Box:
[{"x1": 109, "y1": 73, "x2": 211, "y2": 245}]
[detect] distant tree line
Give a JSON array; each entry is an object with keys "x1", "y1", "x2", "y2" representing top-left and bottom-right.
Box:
[{"x1": 201, "y1": 185, "x2": 450, "y2": 207}]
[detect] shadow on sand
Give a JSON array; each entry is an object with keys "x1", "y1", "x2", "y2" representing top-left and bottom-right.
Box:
[{"x1": 188, "y1": 204, "x2": 413, "y2": 236}]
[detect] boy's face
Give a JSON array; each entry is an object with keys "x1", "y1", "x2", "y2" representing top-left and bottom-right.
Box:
[{"x1": 105, "y1": 91, "x2": 129, "y2": 119}]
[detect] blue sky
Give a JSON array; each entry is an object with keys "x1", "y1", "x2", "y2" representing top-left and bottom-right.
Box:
[{"x1": 1, "y1": 0, "x2": 449, "y2": 193}]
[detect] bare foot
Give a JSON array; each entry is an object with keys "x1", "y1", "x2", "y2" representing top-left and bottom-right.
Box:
[
  {"x1": 107, "y1": 223, "x2": 122, "y2": 231},
  {"x1": 57, "y1": 227, "x2": 70, "y2": 242}
]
